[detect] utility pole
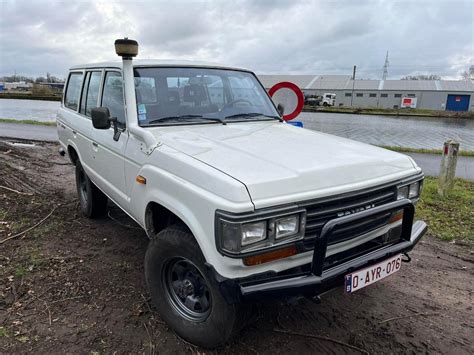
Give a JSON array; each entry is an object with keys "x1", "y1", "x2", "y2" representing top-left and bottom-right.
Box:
[
  {"x1": 382, "y1": 51, "x2": 389, "y2": 80},
  {"x1": 350, "y1": 65, "x2": 356, "y2": 106}
]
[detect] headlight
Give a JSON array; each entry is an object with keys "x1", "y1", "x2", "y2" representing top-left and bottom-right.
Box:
[
  {"x1": 275, "y1": 215, "x2": 299, "y2": 239},
  {"x1": 241, "y1": 221, "x2": 267, "y2": 246},
  {"x1": 216, "y1": 210, "x2": 306, "y2": 255},
  {"x1": 397, "y1": 179, "x2": 423, "y2": 200},
  {"x1": 397, "y1": 185, "x2": 409, "y2": 200},
  {"x1": 408, "y1": 181, "x2": 420, "y2": 199}
]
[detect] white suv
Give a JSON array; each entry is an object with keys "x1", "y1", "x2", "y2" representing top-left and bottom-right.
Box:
[{"x1": 57, "y1": 39, "x2": 427, "y2": 348}]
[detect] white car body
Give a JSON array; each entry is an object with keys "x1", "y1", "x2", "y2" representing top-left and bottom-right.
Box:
[{"x1": 57, "y1": 60, "x2": 422, "y2": 280}]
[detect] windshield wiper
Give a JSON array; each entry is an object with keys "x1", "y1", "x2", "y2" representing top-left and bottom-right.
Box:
[
  {"x1": 225, "y1": 113, "x2": 281, "y2": 121},
  {"x1": 148, "y1": 115, "x2": 226, "y2": 125}
]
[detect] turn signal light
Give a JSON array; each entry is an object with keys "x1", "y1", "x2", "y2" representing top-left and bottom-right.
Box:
[
  {"x1": 136, "y1": 175, "x2": 147, "y2": 185},
  {"x1": 243, "y1": 245, "x2": 297, "y2": 266},
  {"x1": 389, "y1": 210, "x2": 404, "y2": 223}
]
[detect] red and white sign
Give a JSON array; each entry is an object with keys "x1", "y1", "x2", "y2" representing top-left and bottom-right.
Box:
[
  {"x1": 401, "y1": 97, "x2": 417, "y2": 108},
  {"x1": 268, "y1": 81, "x2": 304, "y2": 121}
]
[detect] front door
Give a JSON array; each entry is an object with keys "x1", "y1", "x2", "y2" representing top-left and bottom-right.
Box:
[{"x1": 90, "y1": 70, "x2": 129, "y2": 208}]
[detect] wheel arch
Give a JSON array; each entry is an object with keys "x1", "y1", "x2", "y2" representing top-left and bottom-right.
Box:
[
  {"x1": 67, "y1": 143, "x2": 79, "y2": 166},
  {"x1": 142, "y1": 195, "x2": 217, "y2": 268},
  {"x1": 145, "y1": 201, "x2": 192, "y2": 237}
]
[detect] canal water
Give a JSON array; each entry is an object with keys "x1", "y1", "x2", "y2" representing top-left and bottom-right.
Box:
[
  {"x1": 0, "y1": 99, "x2": 473, "y2": 150},
  {"x1": 0, "y1": 99, "x2": 59, "y2": 122},
  {"x1": 298, "y1": 112, "x2": 474, "y2": 151}
]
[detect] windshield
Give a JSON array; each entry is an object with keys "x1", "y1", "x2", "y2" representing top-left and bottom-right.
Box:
[{"x1": 134, "y1": 67, "x2": 279, "y2": 126}]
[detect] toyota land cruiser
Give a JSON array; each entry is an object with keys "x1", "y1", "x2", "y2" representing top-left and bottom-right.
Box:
[{"x1": 57, "y1": 39, "x2": 427, "y2": 348}]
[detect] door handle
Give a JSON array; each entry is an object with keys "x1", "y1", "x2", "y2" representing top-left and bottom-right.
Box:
[
  {"x1": 92, "y1": 142, "x2": 98, "y2": 147},
  {"x1": 72, "y1": 130, "x2": 77, "y2": 135}
]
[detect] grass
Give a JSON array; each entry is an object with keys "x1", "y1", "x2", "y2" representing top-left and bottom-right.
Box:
[
  {"x1": 0, "y1": 327, "x2": 9, "y2": 337},
  {"x1": 378, "y1": 145, "x2": 474, "y2": 157},
  {"x1": 0, "y1": 118, "x2": 56, "y2": 126},
  {"x1": 416, "y1": 177, "x2": 474, "y2": 242}
]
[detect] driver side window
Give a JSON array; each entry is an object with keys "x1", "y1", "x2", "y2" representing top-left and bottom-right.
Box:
[{"x1": 102, "y1": 71, "x2": 126, "y2": 126}]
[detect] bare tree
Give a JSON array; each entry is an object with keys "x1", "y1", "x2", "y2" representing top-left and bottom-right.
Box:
[
  {"x1": 460, "y1": 71, "x2": 470, "y2": 80},
  {"x1": 401, "y1": 74, "x2": 441, "y2": 80}
]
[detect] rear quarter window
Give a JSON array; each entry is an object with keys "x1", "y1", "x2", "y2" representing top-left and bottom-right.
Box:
[{"x1": 64, "y1": 72, "x2": 84, "y2": 111}]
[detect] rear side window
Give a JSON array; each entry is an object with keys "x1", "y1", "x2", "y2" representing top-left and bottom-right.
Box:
[
  {"x1": 64, "y1": 72, "x2": 83, "y2": 110},
  {"x1": 102, "y1": 72, "x2": 125, "y2": 125}
]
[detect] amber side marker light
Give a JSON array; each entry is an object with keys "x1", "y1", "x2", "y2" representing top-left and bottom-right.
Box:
[
  {"x1": 389, "y1": 210, "x2": 404, "y2": 223},
  {"x1": 243, "y1": 245, "x2": 297, "y2": 266},
  {"x1": 136, "y1": 175, "x2": 147, "y2": 185}
]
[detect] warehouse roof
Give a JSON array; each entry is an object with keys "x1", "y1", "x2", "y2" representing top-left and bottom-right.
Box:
[
  {"x1": 257, "y1": 74, "x2": 474, "y2": 92},
  {"x1": 257, "y1": 75, "x2": 315, "y2": 89}
]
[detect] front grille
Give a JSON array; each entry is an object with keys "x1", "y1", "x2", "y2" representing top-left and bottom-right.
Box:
[{"x1": 301, "y1": 185, "x2": 396, "y2": 250}]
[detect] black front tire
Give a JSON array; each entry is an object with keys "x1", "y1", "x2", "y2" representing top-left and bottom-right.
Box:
[
  {"x1": 75, "y1": 160, "x2": 108, "y2": 218},
  {"x1": 145, "y1": 226, "x2": 249, "y2": 348}
]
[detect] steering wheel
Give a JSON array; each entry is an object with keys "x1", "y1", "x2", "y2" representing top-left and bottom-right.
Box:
[{"x1": 223, "y1": 99, "x2": 252, "y2": 109}]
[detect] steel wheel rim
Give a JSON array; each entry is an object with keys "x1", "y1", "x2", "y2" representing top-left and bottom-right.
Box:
[
  {"x1": 78, "y1": 170, "x2": 88, "y2": 205},
  {"x1": 163, "y1": 257, "x2": 212, "y2": 322}
]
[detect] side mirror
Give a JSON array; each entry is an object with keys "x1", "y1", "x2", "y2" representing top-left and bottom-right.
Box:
[
  {"x1": 277, "y1": 103, "x2": 285, "y2": 116},
  {"x1": 91, "y1": 107, "x2": 112, "y2": 129}
]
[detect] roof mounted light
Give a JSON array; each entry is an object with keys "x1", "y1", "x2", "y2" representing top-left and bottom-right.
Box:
[{"x1": 114, "y1": 38, "x2": 139, "y2": 58}]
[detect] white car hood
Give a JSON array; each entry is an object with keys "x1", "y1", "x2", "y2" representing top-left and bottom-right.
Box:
[{"x1": 150, "y1": 122, "x2": 420, "y2": 208}]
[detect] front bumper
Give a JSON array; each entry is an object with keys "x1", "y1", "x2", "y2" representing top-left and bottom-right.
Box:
[{"x1": 212, "y1": 199, "x2": 427, "y2": 303}]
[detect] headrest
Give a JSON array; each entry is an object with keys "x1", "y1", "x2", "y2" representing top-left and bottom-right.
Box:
[{"x1": 183, "y1": 84, "x2": 207, "y2": 103}]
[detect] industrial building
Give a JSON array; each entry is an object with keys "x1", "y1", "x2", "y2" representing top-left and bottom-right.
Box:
[{"x1": 258, "y1": 75, "x2": 474, "y2": 112}]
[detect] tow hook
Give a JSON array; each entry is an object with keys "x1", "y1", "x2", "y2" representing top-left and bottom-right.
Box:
[
  {"x1": 402, "y1": 253, "x2": 411, "y2": 263},
  {"x1": 59, "y1": 147, "x2": 66, "y2": 156}
]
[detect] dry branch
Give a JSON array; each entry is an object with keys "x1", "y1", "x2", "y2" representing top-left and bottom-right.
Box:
[
  {"x1": 0, "y1": 185, "x2": 33, "y2": 196},
  {"x1": 273, "y1": 328, "x2": 369, "y2": 354},
  {"x1": 379, "y1": 312, "x2": 440, "y2": 324},
  {"x1": 0, "y1": 204, "x2": 60, "y2": 244}
]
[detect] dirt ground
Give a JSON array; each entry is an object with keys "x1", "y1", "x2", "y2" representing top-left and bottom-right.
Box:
[{"x1": 0, "y1": 139, "x2": 473, "y2": 355}]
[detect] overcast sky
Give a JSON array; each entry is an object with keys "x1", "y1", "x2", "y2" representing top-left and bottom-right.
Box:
[{"x1": 0, "y1": 0, "x2": 472, "y2": 79}]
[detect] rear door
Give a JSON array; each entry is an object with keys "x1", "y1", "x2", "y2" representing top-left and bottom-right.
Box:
[
  {"x1": 57, "y1": 71, "x2": 95, "y2": 171},
  {"x1": 76, "y1": 70, "x2": 103, "y2": 180},
  {"x1": 89, "y1": 70, "x2": 129, "y2": 208}
]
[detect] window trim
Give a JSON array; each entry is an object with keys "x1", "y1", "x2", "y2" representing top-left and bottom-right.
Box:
[
  {"x1": 101, "y1": 69, "x2": 126, "y2": 128},
  {"x1": 63, "y1": 70, "x2": 85, "y2": 112},
  {"x1": 83, "y1": 70, "x2": 104, "y2": 118},
  {"x1": 79, "y1": 71, "x2": 91, "y2": 115}
]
